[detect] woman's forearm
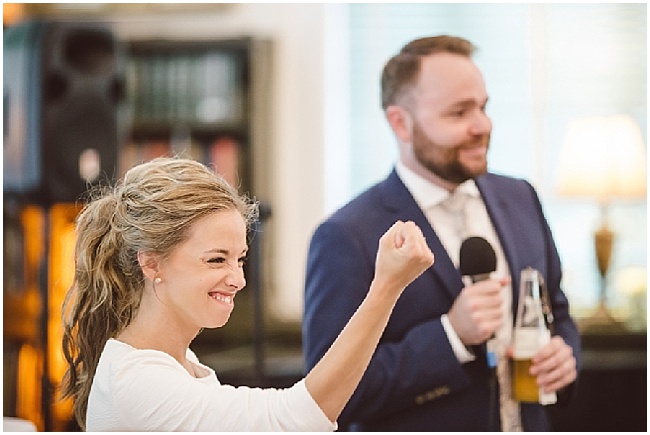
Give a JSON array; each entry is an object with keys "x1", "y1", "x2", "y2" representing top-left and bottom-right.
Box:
[
  {"x1": 303, "y1": 220, "x2": 434, "y2": 422},
  {"x1": 304, "y1": 280, "x2": 399, "y2": 421}
]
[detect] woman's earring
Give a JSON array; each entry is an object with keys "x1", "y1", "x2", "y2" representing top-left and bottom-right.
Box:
[{"x1": 154, "y1": 277, "x2": 162, "y2": 284}]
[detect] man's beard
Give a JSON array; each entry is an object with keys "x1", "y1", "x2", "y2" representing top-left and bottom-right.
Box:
[{"x1": 412, "y1": 121, "x2": 489, "y2": 185}]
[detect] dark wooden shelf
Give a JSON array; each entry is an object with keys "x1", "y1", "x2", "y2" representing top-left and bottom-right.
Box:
[{"x1": 548, "y1": 331, "x2": 647, "y2": 431}]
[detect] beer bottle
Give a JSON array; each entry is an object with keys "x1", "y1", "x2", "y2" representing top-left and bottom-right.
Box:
[{"x1": 512, "y1": 267, "x2": 556, "y2": 404}]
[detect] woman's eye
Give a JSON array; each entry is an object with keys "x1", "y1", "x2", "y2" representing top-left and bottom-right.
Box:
[
  {"x1": 207, "y1": 257, "x2": 226, "y2": 264},
  {"x1": 238, "y1": 256, "x2": 248, "y2": 267}
]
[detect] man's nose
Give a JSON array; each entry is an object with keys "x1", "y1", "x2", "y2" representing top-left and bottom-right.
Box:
[{"x1": 470, "y1": 110, "x2": 492, "y2": 136}]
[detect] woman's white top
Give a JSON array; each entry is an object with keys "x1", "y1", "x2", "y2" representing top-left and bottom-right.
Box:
[{"x1": 86, "y1": 339, "x2": 336, "y2": 431}]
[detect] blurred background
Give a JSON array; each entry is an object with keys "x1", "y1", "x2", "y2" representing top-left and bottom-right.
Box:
[{"x1": 3, "y1": 3, "x2": 646, "y2": 431}]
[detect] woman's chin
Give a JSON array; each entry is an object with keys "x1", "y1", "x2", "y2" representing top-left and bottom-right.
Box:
[{"x1": 206, "y1": 314, "x2": 232, "y2": 329}]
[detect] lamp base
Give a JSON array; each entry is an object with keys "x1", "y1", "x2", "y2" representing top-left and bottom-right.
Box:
[{"x1": 579, "y1": 302, "x2": 627, "y2": 333}]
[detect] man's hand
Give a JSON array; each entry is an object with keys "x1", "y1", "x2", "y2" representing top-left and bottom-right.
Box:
[
  {"x1": 447, "y1": 277, "x2": 510, "y2": 345},
  {"x1": 530, "y1": 335, "x2": 577, "y2": 393}
]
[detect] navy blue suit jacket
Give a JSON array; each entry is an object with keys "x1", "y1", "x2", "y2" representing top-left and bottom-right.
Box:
[{"x1": 303, "y1": 169, "x2": 581, "y2": 431}]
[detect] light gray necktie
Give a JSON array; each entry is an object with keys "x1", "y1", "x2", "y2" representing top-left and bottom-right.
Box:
[
  {"x1": 438, "y1": 190, "x2": 469, "y2": 268},
  {"x1": 443, "y1": 189, "x2": 523, "y2": 431}
]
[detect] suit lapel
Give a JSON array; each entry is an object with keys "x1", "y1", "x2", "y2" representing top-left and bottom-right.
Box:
[
  {"x1": 476, "y1": 175, "x2": 522, "y2": 317},
  {"x1": 380, "y1": 171, "x2": 464, "y2": 300}
]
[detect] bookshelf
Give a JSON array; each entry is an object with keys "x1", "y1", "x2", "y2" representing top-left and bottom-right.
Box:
[{"x1": 122, "y1": 38, "x2": 252, "y2": 191}]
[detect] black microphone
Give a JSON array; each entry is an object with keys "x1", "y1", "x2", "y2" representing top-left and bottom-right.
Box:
[
  {"x1": 459, "y1": 236, "x2": 497, "y2": 282},
  {"x1": 459, "y1": 236, "x2": 498, "y2": 369}
]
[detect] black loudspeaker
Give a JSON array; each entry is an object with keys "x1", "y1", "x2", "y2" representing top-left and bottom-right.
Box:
[{"x1": 4, "y1": 21, "x2": 124, "y2": 204}]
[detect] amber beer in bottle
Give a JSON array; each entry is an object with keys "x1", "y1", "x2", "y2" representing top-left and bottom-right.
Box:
[{"x1": 512, "y1": 268, "x2": 556, "y2": 404}]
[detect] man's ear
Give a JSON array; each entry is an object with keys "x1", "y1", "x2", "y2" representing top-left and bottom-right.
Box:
[
  {"x1": 137, "y1": 251, "x2": 161, "y2": 282},
  {"x1": 385, "y1": 105, "x2": 414, "y2": 144}
]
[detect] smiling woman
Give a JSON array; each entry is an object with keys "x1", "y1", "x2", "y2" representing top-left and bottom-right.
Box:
[{"x1": 59, "y1": 156, "x2": 434, "y2": 431}]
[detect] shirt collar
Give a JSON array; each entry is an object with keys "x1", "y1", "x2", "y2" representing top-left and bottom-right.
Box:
[{"x1": 395, "y1": 161, "x2": 481, "y2": 209}]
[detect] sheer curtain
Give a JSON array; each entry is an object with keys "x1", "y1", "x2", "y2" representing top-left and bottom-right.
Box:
[{"x1": 324, "y1": 3, "x2": 646, "y2": 316}]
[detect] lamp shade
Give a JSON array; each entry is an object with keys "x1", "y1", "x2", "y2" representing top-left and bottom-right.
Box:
[{"x1": 555, "y1": 115, "x2": 647, "y2": 202}]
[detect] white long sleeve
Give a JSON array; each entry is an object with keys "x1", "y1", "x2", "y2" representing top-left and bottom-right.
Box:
[{"x1": 87, "y1": 339, "x2": 336, "y2": 432}]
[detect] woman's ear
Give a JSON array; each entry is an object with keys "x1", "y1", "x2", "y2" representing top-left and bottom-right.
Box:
[
  {"x1": 137, "y1": 251, "x2": 161, "y2": 282},
  {"x1": 385, "y1": 105, "x2": 414, "y2": 144}
]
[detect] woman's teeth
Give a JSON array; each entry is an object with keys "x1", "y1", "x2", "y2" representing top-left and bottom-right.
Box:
[{"x1": 211, "y1": 293, "x2": 232, "y2": 304}]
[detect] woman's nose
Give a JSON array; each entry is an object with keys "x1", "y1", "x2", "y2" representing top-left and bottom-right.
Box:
[{"x1": 226, "y1": 265, "x2": 246, "y2": 291}]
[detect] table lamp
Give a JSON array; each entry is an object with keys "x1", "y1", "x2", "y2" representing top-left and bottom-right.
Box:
[{"x1": 555, "y1": 114, "x2": 647, "y2": 331}]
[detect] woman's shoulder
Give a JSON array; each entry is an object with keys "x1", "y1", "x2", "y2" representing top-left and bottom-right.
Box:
[
  {"x1": 99, "y1": 339, "x2": 191, "y2": 379},
  {"x1": 89, "y1": 340, "x2": 212, "y2": 431},
  {"x1": 103, "y1": 338, "x2": 171, "y2": 361},
  {"x1": 99, "y1": 339, "x2": 215, "y2": 382}
]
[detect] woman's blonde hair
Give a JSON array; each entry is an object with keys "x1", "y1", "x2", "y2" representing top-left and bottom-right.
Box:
[{"x1": 60, "y1": 157, "x2": 258, "y2": 429}]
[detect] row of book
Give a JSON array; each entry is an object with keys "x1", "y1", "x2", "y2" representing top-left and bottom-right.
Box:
[
  {"x1": 125, "y1": 51, "x2": 245, "y2": 125},
  {"x1": 119, "y1": 136, "x2": 242, "y2": 189}
]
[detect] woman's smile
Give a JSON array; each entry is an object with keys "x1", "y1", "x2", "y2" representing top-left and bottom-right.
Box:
[{"x1": 209, "y1": 291, "x2": 235, "y2": 306}]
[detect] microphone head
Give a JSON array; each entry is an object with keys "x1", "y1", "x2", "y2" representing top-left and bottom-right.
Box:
[{"x1": 459, "y1": 236, "x2": 497, "y2": 277}]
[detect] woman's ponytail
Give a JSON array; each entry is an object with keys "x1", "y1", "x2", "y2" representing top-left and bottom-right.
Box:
[{"x1": 61, "y1": 191, "x2": 143, "y2": 429}]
